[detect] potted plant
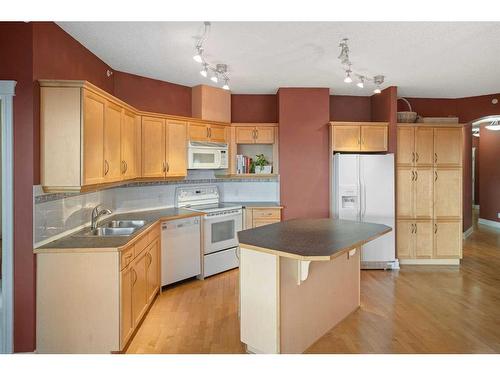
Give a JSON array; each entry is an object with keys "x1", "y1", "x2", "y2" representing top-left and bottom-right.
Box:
[{"x1": 254, "y1": 154, "x2": 272, "y2": 174}]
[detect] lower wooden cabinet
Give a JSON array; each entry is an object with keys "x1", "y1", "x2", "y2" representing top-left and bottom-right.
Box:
[
  {"x1": 244, "y1": 207, "x2": 282, "y2": 229},
  {"x1": 146, "y1": 239, "x2": 160, "y2": 304},
  {"x1": 397, "y1": 220, "x2": 461, "y2": 259},
  {"x1": 120, "y1": 266, "x2": 134, "y2": 346}
]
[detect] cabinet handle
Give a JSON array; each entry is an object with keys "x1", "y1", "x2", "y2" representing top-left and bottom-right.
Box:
[
  {"x1": 124, "y1": 161, "x2": 128, "y2": 173},
  {"x1": 255, "y1": 129, "x2": 259, "y2": 140},
  {"x1": 411, "y1": 223, "x2": 414, "y2": 234},
  {"x1": 415, "y1": 223, "x2": 417, "y2": 234},
  {"x1": 162, "y1": 161, "x2": 167, "y2": 173},
  {"x1": 415, "y1": 171, "x2": 418, "y2": 181},
  {"x1": 121, "y1": 160, "x2": 126, "y2": 174},
  {"x1": 166, "y1": 162, "x2": 170, "y2": 173},
  {"x1": 412, "y1": 152, "x2": 415, "y2": 163},
  {"x1": 435, "y1": 171, "x2": 438, "y2": 181},
  {"x1": 132, "y1": 268, "x2": 137, "y2": 285},
  {"x1": 147, "y1": 252, "x2": 153, "y2": 267},
  {"x1": 434, "y1": 223, "x2": 438, "y2": 234},
  {"x1": 416, "y1": 153, "x2": 419, "y2": 162},
  {"x1": 434, "y1": 153, "x2": 437, "y2": 163},
  {"x1": 104, "y1": 160, "x2": 109, "y2": 175},
  {"x1": 411, "y1": 171, "x2": 415, "y2": 181},
  {"x1": 357, "y1": 138, "x2": 361, "y2": 145}
]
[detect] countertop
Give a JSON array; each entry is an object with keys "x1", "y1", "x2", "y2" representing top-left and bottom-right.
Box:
[
  {"x1": 35, "y1": 207, "x2": 203, "y2": 253},
  {"x1": 237, "y1": 218, "x2": 391, "y2": 261},
  {"x1": 224, "y1": 201, "x2": 282, "y2": 208}
]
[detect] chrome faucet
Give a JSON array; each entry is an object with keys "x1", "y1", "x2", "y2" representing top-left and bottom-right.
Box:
[{"x1": 91, "y1": 205, "x2": 112, "y2": 230}]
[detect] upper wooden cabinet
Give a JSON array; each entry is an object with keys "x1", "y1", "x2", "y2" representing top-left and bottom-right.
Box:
[
  {"x1": 192, "y1": 84, "x2": 231, "y2": 123},
  {"x1": 142, "y1": 117, "x2": 188, "y2": 179},
  {"x1": 104, "y1": 101, "x2": 123, "y2": 183},
  {"x1": 121, "y1": 110, "x2": 140, "y2": 180},
  {"x1": 331, "y1": 122, "x2": 388, "y2": 152},
  {"x1": 187, "y1": 122, "x2": 227, "y2": 143},
  {"x1": 396, "y1": 124, "x2": 463, "y2": 167},
  {"x1": 235, "y1": 125, "x2": 275, "y2": 144}
]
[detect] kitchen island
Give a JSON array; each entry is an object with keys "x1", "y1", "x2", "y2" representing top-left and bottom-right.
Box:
[{"x1": 237, "y1": 218, "x2": 391, "y2": 354}]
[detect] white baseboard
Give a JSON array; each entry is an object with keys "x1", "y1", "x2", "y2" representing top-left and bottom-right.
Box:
[
  {"x1": 463, "y1": 226, "x2": 474, "y2": 239},
  {"x1": 399, "y1": 259, "x2": 460, "y2": 265},
  {"x1": 478, "y1": 218, "x2": 500, "y2": 229}
]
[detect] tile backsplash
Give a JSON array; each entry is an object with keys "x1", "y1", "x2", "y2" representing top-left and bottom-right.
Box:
[{"x1": 34, "y1": 172, "x2": 280, "y2": 247}]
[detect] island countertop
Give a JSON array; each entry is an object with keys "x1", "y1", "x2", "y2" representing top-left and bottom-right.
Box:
[{"x1": 237, "y1": 218, "x2": 391, "y2": 261}]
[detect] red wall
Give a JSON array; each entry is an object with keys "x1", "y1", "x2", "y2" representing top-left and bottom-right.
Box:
[
  {"x1": 114, "y1": 71, "x2": 191, "y2": 117},
  {"x1": 478, "y1": 127, "x2": 500, "y2": 223},
  {"x1": 278, "y1": 88, "x2": 330, "y2": 220},
  {"x1": 231, "y1": 94, "x2": 277, "y2": 123},
  {"x1": 371, "y1": 86, "x2": 398, "y2": 153},
  {"x1": 0, "y1": 22, "x2": 36, "y2": 353},
  {"x1": 330, "y1": 95, "x2": 371, "y2": 121},
  {"x1": 473, "y1": 136, "x2": 480, "y2": 205},
  {"x1": 397, "y1": 97, "x2": 458, "y2": 118}
]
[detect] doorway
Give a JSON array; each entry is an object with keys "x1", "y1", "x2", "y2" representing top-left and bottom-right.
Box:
[{"x1": 0, "y1": 80, "x2": 15, "y2": 353}]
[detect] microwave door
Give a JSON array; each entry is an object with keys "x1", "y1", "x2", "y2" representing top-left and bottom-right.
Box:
[{"x1": 190, "y1": 149, "x2": 217, "y2": 169}]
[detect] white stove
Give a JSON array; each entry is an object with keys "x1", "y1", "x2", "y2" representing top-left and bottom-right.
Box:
[{"x1": 176, "y1": 186, "x2": 242, "y2": 277}]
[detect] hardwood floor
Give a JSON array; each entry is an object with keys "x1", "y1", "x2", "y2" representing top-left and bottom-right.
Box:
[{"x1": 126, "y1": 222, "x2": 500, "y2": 354}]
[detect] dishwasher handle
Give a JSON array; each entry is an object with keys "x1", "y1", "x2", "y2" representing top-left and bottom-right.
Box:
[{"x1": 162, "y1": 218, "x2": 199, "y2": 230}]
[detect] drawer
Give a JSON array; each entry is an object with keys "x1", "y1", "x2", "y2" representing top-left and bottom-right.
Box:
[
  {"x1": 251, "y1": 208, "x2": 281, "y2": 220},
  {"x1": 120, "y1": 246, "x2": 134, "y2": 270},
  {"x1": 134, "y1": 231, "x2": 150, "y2": 257},
  {"x1": 253, "y1": 218, "x2": 280, "y2": 228}
]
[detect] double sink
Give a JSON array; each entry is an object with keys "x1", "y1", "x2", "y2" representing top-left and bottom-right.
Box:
[{"x1": 75, "y1": 220, "x2": 147, "y2": 237}]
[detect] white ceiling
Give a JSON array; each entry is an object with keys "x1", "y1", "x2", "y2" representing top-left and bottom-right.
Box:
[{"x1": 57, "y1": 22, "x2": 500, "y2": 97}]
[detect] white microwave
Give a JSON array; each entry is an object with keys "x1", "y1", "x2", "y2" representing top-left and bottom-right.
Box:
[{"x1": 187, "y1": 141, "x2": 229, "y2": 169}]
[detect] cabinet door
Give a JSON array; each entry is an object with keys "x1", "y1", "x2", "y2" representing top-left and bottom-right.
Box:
[
  {"x1": 434, "y1": 221, "x2": 462, "y2": 258},
  {"x1": 142, "y1": 117, "x2": 166, "y2": 178},
  {"x1": 396, "y1": 220, "x2": 414, "y2": 258},
  {"x1": 235, "y1": 127, "x2": 256, "y2": 144},
  {"x1": 166, "y1": 120, "x2": 187, "y2": 177},
  {"x1": 415, "y1": 221, "x2": 433, "y2": 258},
  {"x1": 121, "y1": 110, "x2": 138, "y2": 180},
  {"x1": 120, "y1": 266, "x2": 134, "y2": 349},
  {"x1": 146, "y1": 240, "x2": 160, "y2": 304},
  {"x1": 188, "y1": 123, "x2": 209, "y2": 141},
  {"x1": 434, "y1": 128, "x2": 462, "y2": 167},
  {"x1": 132, "y1": 251, "x2": 148, "y2": 326},
  {"x1": 414, "y1": 167, "x2": 433, "y2": 220},
  {"x1": 209, "y1": 125, "x2": 227, "y2": 143},
  {"x1": 254, "y1": 127, "x2": 275, "y2": 144},
  {"x1": 332, "y1": 126, "x2": 360, "y2": 151},
  {"x1": 83, "y1": 90, "x2": 105, "y2": 185},
  {"x1": 396, "y1": 127, "x2": 414, "y2": 166},
  {"x1": 360, "y1": 126, "x2": 387, "y2": 152},
  {"x1": 396, "y1": 167, "x2": 414, "y2": 219},
  {"x1": 415, "y1": 127, "x2": 434, "y2": 167},
  {"x1": 103, "y1": 102, "x2": 122, "y2": 183},
  {"x1": 434, "y1": 169, "x2": 462, "y2": 219}
]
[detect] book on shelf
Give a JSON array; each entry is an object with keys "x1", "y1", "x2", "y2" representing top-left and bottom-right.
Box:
[{"x1": 236, "y1": 154, "x2": 253, "y2": 174}]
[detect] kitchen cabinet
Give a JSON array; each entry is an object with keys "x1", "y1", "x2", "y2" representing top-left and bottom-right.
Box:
[
  {"x1": 434, "y1": 168, "x2": 462, "y2": 220},
  {"x1": 142, "y1": 116, "x2": 166, "y2": 178},
  {"x1": 188, "y1": 122, "x2": 227, "y2": 143},
  {"x1": 83, "y1": 90, "x2": 106, "y2": 186},
  {"x1": 132, "y1": 250, "x2": 149, "y2": 327},
  {"x1": 121, "y1": 110, "x2": 139, "y2": 180},
  {"x1": 235, "y1": 126, "x2": 275, "y2": 144},
  {"x1": 166, "y1": 120, "x2": 187, "y2": 176},
  {"x1": 396, "y1": 123, "x2": 464, "y2": 262},
  {"x1": 244, "y1": 207, "x2": 282, "y2": 229},
  {"x1": 145, "y1": 239, "x2": 160, "y2": 304},
  {"x1": 104, "y1": 101, "x2": 123, "y2": 183},
  {"x1": 331, "y1": 122, "x2": 388, "y2": 152},
  {"x1": 434, "y1": 128, "x2": 463, "y2": 167},
  {"x1": 120, "y1": 266, "x2": 134, "y2": 347}
]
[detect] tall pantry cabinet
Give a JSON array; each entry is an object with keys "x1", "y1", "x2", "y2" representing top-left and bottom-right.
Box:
[{"x1": 396, "y1": 124, "x2": 463, "y2": 263}]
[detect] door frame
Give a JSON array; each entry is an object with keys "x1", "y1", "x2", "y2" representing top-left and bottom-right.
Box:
[{"x1": 0, "y1": 80, "x2": 16, "y2": 353}]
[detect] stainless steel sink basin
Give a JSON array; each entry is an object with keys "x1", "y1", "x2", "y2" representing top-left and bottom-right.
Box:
[
  {"x1": 76, "y1": 227, "x2": 138, "y2": 237},
  {"x1": 102, "y1": 220, "x2": 146, "y2": 228}
]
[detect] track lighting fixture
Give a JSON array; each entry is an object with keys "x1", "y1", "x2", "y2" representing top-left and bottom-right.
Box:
[
  {"x1": 191, "y1": 22, "x2": 231, "y2": 91},
  {"x1": 338, "y1": 38, "x2": 385, "y2": 94}
]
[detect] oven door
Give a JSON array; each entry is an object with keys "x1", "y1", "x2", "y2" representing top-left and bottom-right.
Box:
[
  {"x1": 204, "y1": 211, "x2": 242, "y2": 254},
  {"x1": 188, "y1": 147, "x2": 222, "y2": 169}
]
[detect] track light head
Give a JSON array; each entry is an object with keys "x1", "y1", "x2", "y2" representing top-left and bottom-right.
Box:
[
  {"x1": 193, "y1": 46, "x2": 203, "y2": 63},
  {"x1": 222, "y1": 78, "x2": 230, "y2": 90},
  {"x1": 200, "y1": 63, "x2": 208, "y2": 77},
  {"x1": 373, "y1": 87, "x2": 381, "y2": 94},
  {"x1": 356, "y1": 77, "x2": 365, "y2": 88},
  {"x1": 344, "y1": 70, "x2": 353, "y2": 83},
  {"x1": 211, "y1": 73, "x2": 219, "y2": 83}
]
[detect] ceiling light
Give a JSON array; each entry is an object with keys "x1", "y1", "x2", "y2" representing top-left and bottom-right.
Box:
[
  {"x1": 357, "y1": 77, "x2": 364, "y2": 89},
  {"x1": 344, "y1": 70, "x2": 353, "y2": 83},
  {"x1": 193, "y1": 47, "x2": 203, "y2": 63},
  {"x1": 373, "y1": 88, "x2": 381, "y2": 94},
  {"x1": 200, "y1": 63, "x2": 208, "y2": 77},
  {"x1": 211, "y1": 73, "x2": 219, "y2": 83},
  {"x1": 222, "y1": 78, "x2": 230, "y2": 90}
]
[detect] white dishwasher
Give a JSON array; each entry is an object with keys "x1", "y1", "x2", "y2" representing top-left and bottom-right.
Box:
[{"x1": 161, "y1": 216, "x2": 201, "y2": 286}]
